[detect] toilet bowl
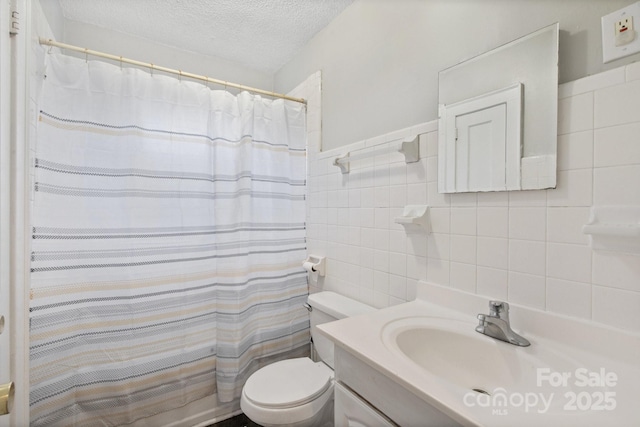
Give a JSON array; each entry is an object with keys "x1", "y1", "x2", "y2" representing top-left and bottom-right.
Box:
[
  {"x1": 240, "y1": 292, "x2": 374, "y2": 427},
  {"x1": 241, "y1": 358, "x2": 334, "y2": 427}
]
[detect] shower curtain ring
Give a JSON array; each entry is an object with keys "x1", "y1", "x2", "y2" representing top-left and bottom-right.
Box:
[
  {"x1": 119, "y1": 56, "x2": 123, "y2": 70},
  {"x1": 84, "y1": 48, "x2": 88, "y2": 63},
  {"x1": 150, "y1": 64, "x2": 154, "y2": 76}
]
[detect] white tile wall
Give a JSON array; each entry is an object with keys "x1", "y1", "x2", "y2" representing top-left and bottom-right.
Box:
[{"x1": 306, "y1": 62, "x2": 640, "y2": 334}]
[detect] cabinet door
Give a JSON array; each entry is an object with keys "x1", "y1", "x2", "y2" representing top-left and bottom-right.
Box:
[
  {"x1": 439, "y1": 83, "x2": 522, "y2": 193},
  {"x1": 454, "y1": 103, "x2": 507, "y2": 192},
  {"x1": 334, "y1": 383, "x2": 396, "y2": 427}
]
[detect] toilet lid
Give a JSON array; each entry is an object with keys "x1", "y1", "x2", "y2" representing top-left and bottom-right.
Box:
[{"x1": 243, "y1": 358, "x2": 333, "y2": 409}]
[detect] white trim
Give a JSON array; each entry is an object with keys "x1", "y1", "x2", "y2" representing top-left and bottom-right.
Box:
[
  {"x1": 11, "y1": 0, "x2": 31, "y2": 423},
  {"x1": 558, "y1": 67, "x2": 626, "y2": 99},
  {"x1": 317, "y1": 120, "x2": 437, "y2": 161},
  {"x1": 0, "y1": 1, "x2": 15, "y2": 421}
]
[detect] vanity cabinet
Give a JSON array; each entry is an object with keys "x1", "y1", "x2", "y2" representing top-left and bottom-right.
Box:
[
  {"x1": 334, "y1": 382, "x2": 395, "y2": 427},
  {"x1": 333, "y1": 347, "x2": 462, "y2": 427}
]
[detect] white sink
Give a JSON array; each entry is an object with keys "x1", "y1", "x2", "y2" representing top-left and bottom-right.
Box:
[
  {"x1": 320, "y1": 282, "x2": 640, "y2": 426},
  {"x1": 381, "y1": 317, "x2": 543, "y2": 393}
]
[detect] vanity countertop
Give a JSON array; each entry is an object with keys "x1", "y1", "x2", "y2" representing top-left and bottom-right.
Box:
[{"x1": 317, "y1": 282, "x2": 640, "y2": 427}]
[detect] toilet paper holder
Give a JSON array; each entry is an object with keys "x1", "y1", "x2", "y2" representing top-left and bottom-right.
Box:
[{"x1": 302, "y1": 255, "x2": 326, "y2": 277}]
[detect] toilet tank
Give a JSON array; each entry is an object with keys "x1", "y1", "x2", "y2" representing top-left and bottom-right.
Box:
[{"x1": 307, "y1": 292, "x2": 375, "y2": 369}]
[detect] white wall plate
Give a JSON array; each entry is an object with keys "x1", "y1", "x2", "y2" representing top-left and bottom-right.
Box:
[{"x1": 602, "y1": 2, "x2": 640, "y2": 63}]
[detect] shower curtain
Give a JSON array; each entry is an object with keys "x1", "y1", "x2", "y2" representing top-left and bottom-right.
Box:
[{"x1": 29, "y1": 53, "x2": 309, "y2": 426}]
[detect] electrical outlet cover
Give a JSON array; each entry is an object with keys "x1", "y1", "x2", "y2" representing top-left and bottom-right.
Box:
[
  {"x1": 615, "y1": 16, "x2": 636, "y2": 46},
  {"x1": 602, "y1": 2, "x2": 640, "y2": 63}
]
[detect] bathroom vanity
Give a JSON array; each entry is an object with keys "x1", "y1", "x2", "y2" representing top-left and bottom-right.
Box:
[
  {"x1": 333, "y1": 346, "x2": 461, "y2": 426},
  {"x1": 318, "y1": 282, "x2": 640, "y2": 426}
]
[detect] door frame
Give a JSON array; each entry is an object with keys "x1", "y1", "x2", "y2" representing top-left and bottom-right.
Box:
[{"x1": 1, "y1": 0, "x2": 31, "y2": 424}]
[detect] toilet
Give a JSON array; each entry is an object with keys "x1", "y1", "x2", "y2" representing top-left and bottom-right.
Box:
[{"x1": 240, "y1": 291, "x2": 375, "y2": 427}]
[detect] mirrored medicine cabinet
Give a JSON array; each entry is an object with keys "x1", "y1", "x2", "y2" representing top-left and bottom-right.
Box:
[{"x1": 438, "y1": 23, "x2": 559, "y2": 193}]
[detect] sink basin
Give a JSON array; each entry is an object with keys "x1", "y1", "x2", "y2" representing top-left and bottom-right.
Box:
[
  {"x1": 320, "y1": 285, "x2": 640, "y2": 426},
  {"x1": 382, "y1": 317, "x2": 545, "y2": 393}
]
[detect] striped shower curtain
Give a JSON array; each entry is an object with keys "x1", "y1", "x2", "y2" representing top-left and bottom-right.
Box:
[{"x1": 29, "y1": 53, "x2": 309, "y2": 426}]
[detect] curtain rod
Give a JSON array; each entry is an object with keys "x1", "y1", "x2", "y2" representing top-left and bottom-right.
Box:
[{"x1": 38, "y1": 38, "x2": 306, "y2": 105}]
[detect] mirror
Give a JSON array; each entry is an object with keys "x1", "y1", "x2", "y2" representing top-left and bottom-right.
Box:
[{"x1": 438, "y1": 23, "x2": 559, "y2": 193}]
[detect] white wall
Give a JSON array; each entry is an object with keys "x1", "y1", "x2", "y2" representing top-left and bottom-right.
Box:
[
  {"x1": 37, "y1": 0, "x2": 63, "y2": 40},
  {"x1": 306, "y1": 63, "x2": 640, "y2": 334},
  {"x1": 37, "y1": 1, "x2": 274, "y2": 92},
  {"x1": 275, "y1": 0, "x2": 640, "y2": 151}
]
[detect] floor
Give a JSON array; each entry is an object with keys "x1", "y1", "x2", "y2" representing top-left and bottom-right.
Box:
[{"x1": 209, "y1": 413, "x2": 261, "y2": 427}]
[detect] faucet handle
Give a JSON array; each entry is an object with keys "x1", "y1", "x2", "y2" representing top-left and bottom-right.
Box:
[
  {"x1": 475, "y1": 314, "x2": 487, "y2": 333},
  {"x1": 489, "y1": 300, "x2": 509, "y2": 317}
]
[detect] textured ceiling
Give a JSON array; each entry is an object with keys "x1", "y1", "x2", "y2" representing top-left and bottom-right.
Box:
[{"x1": 57, "y1": 0, "x2": 354, "y2": 74}]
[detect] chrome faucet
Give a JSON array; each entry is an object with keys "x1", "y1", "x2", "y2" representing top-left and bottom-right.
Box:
[{"x1": 475, "y1": 301, "x2": 530, "y2": 347}]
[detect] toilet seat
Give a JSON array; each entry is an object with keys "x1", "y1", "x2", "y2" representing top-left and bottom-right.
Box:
[{"x1": 243, "y1": 358, "x2": 333, "y2": 409}]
